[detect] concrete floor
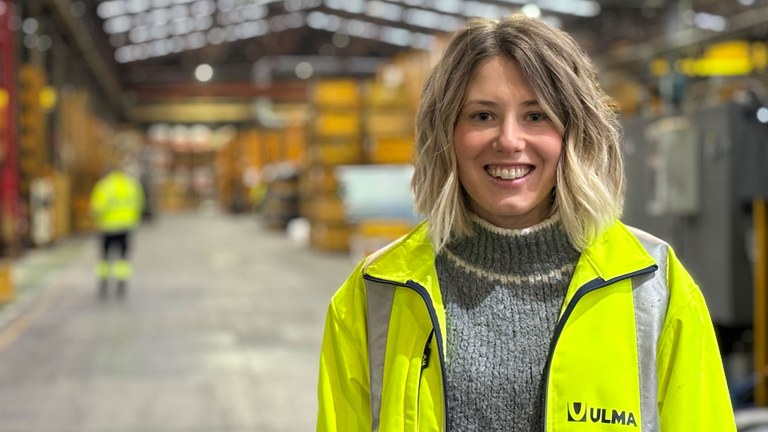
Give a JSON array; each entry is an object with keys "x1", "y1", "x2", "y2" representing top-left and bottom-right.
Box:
[{"x1": 0, "y1": 209, "x2": 353, "y2": 432}]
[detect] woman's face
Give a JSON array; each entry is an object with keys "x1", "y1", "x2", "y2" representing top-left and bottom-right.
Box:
[{"x1": 453, "y1": 56, "x2": 563, "y2": 229}]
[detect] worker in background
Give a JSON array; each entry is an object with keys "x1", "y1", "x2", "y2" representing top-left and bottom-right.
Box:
[
  {"x1": 317, "y1": 14, "x2": 736, "y2": 431},
  {"x1": 89, "y1": 162, "x2": 145, "y2": 299}
]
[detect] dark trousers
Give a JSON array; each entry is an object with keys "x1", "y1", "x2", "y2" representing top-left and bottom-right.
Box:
[
  {"x1": 101, "y1": 231, "x2": 131, "y2": 260},
  {"x1": 97, "y1": 231, "x2": 134, "y2": 297}
]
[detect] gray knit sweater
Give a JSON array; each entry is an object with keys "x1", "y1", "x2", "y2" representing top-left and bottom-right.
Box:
[{"x1": 435, "y1": 215, "x2": 580, "y2": 431}]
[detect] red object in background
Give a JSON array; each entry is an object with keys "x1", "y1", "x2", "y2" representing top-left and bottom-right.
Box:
[{"x1": 0, "y1": 0, "x2": 20, "y2": 255}]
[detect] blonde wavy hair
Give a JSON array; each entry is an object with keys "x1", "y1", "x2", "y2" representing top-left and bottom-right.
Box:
[{"x1": 412, "y1": 14, "x2": 624, "y2": 251}]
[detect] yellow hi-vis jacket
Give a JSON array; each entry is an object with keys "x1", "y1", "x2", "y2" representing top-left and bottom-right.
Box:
[
  {"x1": 89, "y1": 170, "x2": 145, "y2": 233},
  {"x1": 318, "y1": 219, "x2": 736, "y2": 431}
]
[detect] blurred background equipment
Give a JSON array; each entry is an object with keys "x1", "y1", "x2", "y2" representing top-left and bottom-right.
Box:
[
  {"x1": 335, "y1": 163, "x2": 418, "y2": 261},
  {"x1": 622, "y1": 96, "x2": 768, "y2": 408}
]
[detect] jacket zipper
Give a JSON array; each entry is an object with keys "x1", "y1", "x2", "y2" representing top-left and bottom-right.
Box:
[
  {"x1": 416, "y1": 329, "x2": 436, "y2": 421},
  {"x1": 422, "y1": 329, "x2": 435, "y2": 370},
  {"x1": 539, "y1": 265, "x2": 658, "y2": 431},
  {"x1": 362, "y1": 275, "x2": 449, "y2": 431}
]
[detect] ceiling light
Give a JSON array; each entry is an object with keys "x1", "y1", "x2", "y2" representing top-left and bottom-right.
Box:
[
  {"x1": 285, "y1": 12, "x2": 304, "y2": 28},
  {"x1": 367, "y1": 1, "x2": 402, "y2": 21},
  {"x1": 22, "y1": 18, "x2": 39, "y2": 34},
  {"x1": 186, "y1": 32, "x2": 205, "y2": 48},
  {"x1": 286, "y1": 0, "x2": 321, "y2": 11},
  {"x1": 326, "y1": 0, "x2": 365, "y2": 14},
  {"x1": 694, "y1": 12, "x2": 727, "y2": 32},
  {"x1": 403, "y1": 9, "x2": 438, "y2": 29},
  {"x1": 115, "y1": 46, "x2": 130, "y2": 62},
  {"x1": 541, "y1": 16, "x2": 562, "y2": 28},
  {"x1": 757, "y1": 107, "x2": 768, "y2": 124},
  {"x1": 70, "y1": 1, "x2": 86, "y2": 18},
  {"x1": 522, "y1": 4, "x2": 541, "y2": 18},
  {"x1": 464, "y1": 1, "x2": 514, "y2": 19},
  {"x1": 307, "y1": 11, "x2": 329, "y2": 29},
  {"x1": 149, "y1": 39, "x2": 169, "y2": 56},
  {"x1": 403, "y1": 8, "x2": 463, "y2": 31},
  {"x1": 170, "y1": 4, "x2": 188, "y2": 19},
  {"x1": 149, "y1": 23, "x2": 168, "y2": 39},
  {"x1": 171, "y1": 17, "x2": 194, "y2": 35},
  {"x1": 332, "y1": 32, "x2": 349, "y2": 48},
  {"x1": 134, "y1": 44, "x2": 149, "y2": 60},
  {"x1": 170, "y1": 35, "x2": 184, "y2": 51},
  {"x1": 191, "y1": 0, "x2": 215, "y2": 17},
  {"x1": 380, "y1": 26, "x2": 411, "y2": 47},
  {"x1": 348, "y1": 19, "x2": 371, "y2": 37},
  {"x1": 240, "y1": 4, "x2": 267, "y2": 21},
  {"x1": 97, "y1": 1, "x2": 124, "y2": 19},
  {"x1": 195, "y1": 15, "x2": 213, "y2": 31},
  {"x1": 537, "y1": 0, "x2": 600, "y2": 17},
  {"x1": 412, "y1": 33, "x2": 435, "y2": 50},
  {"x1": 195, "y1": 63, "x2": 214, "y2": 82},
  {"x1": 105, "y1": 16, "x2": 132, "y2": 34},
  {"x1": 129, "y1": 26, "x2": 149, "y2": 43},
  {"x1": 295, "y1": 62, "x2": 314, "y2": 79},
  {"x1": 126, "y1": 0, "x2": 151, "y2": 14},
  {"x1": 270, "y1": 15, "x2": 288, "y2": 31},
  {"x1": 217, "y1": 0, "x2": 234, "y2": 12},
  {"x1": 207, "y1": 27, "x2": 225, "y2": 44},
  {"x1": 324, "y1": 14, "x2": 342, "y2": 31},
  {"x1": 435, "y1": 0, "x2": 461, "y2": 14},
  {"x1": 23, "y1": 34, "x2": 38, "y2": 49},
  {"x1": 149, "y1": 8, "x2": 169, "y2": 25}
]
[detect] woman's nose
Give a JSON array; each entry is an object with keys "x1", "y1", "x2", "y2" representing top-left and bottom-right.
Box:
[{"x1": 494, "y1": 119, "x2": 525, "y2": 152}]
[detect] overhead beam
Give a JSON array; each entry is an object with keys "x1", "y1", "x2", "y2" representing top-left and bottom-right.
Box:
[
  {"x1": 597, "y1": 4, "x2": 768, "y2": 69},
  {"x1": 129, "y1": 81, "x2": 309, "y2": 104},
  {"x1": 129, "y1": 102, "x2": 256, "y2": 124}
]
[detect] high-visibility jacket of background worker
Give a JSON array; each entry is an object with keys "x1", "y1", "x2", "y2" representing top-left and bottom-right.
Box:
[
  {"x1": 89, "y1": 170, "x2": 145, "y2": 233},
  {"x1": 318, "y1": 219, "x2": 736, "y2": 432}
]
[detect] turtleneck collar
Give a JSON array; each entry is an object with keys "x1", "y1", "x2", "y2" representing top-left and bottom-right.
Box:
[{"x1": 440, "y1": 213, "x2": 580, "y2": 284}]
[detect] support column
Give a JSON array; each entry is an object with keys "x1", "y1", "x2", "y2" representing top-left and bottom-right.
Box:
[{"x1": 755, "y1": 198, "x2": 768, "y2": 406}]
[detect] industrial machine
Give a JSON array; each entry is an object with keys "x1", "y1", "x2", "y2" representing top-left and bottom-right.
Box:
[
  {"x1": 623, "y1": 101, "x2": 767, "y2": 327},
  {"x1": 621, "y1": 99, "x2": 768, "y2": 407}
]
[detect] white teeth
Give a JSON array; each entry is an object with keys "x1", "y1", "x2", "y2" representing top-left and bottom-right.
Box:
[{"x1": 487, "y1": 166, "x2": 531, "y2": 180}]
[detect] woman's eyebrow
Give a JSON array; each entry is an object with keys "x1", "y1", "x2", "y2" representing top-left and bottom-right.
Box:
[
  {"x1": 463, "y1": 98, "x2": 540, "y2": 107},
  {"x1": 463, "y1": 99, "x2": 498, "y2": 107}
]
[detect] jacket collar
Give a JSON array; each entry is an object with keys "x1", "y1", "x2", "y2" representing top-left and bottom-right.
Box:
[
  {"x1": 576, "y1": 220, "x2": 658, "y2": 283},
  {"x1": 363, "y1": 220, "x2": 436, "y2": 287},
  {"x1": 362, "y1": 219, "x2": 657, "y2": 291}
]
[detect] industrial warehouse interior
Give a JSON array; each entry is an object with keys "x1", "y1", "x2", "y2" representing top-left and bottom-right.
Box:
[{"x1": 1, "y1": 0, "x2": 768, "y2": 430}]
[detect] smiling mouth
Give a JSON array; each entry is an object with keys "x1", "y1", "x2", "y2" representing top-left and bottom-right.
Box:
[{"x1": 485, "y1": 165, "x2": 532, "y2": 180}]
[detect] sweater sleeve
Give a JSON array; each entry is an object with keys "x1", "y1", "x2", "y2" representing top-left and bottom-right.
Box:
[
  {"x1": 656, "y1": 247, "x2": 736, "y2": 431},
  {"x1": 317, "y1": 263, "x2": 372, "y2": 432}
]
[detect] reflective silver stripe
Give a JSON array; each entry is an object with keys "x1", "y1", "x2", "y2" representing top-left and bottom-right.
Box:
[
  {"x1": 365, "y1": 279, "x2": 395, "y2": 432},
  {"x1": 630, "y1": 228, "x2": 670, "y2": 432}
]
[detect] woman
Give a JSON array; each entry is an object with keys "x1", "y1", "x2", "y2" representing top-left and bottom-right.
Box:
[{"x1": 317, "y1": 15, "x2": 735, "y2": 431}]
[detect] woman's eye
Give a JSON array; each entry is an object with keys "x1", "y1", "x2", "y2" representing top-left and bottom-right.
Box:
[
  {"x1": 473, "y1": 112, "x2": 492, "y2": 121},
  {"x1": 527, "y1": 112, "x2": 547, "y2": 122}
]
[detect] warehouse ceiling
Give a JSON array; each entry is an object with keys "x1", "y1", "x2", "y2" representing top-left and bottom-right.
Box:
[{"x1": 30, "y1": 0, "x2": 768, "y2": 114}]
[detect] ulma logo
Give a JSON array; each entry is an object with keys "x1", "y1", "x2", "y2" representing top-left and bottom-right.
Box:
[{"x1": 567, "y1": 402, "x2": 638, "y2": 427}]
